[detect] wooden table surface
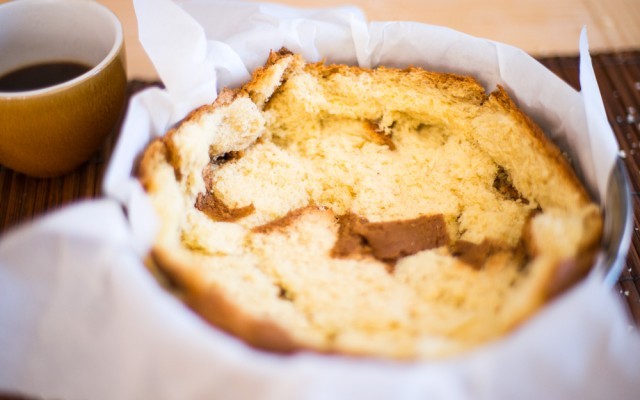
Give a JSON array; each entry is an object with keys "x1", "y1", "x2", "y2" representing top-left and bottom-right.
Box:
[
  {"x1": 1, "y1": 0, "x2": 640, "y2": 398},
  {"x1": 92, "y1": 0, "x2": 640, "y2": 81}
]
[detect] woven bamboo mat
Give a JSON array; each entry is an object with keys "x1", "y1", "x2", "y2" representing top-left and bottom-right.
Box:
[{"x1": 0, "y1": 52, "x2": 639, "y2": 326}]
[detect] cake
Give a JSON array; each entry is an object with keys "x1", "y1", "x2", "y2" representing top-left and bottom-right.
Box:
[{"x1": 137, "y1": 48, "x2": 603, "y2": 359}]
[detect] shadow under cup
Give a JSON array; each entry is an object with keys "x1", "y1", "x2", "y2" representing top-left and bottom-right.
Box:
[{"x1": 0, "y1": 0, "x2": 127, "y2": 178}]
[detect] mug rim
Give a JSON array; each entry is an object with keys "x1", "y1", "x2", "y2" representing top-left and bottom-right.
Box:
[{"x1": 0, "y1": 0, "x2": 124, "y2": 99}]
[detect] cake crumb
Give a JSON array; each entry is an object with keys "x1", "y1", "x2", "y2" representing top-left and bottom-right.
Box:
[{"x1": 139, "y1": 50, "x2": 606, "y2": 360}]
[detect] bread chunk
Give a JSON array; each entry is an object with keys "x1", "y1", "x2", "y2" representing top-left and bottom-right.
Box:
[{"x1": 138, "y1": 49, "x2": 602, "y2": 359}]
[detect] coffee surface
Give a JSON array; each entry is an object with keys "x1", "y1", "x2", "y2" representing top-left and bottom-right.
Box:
[{"x1": 0, "y1": 61, "x2": 92, "y2": 92}]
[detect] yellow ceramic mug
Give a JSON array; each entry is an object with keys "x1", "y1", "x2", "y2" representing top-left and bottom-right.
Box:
[{"x1": 0, "y1": 0, "x2": 126, "y2": 177}]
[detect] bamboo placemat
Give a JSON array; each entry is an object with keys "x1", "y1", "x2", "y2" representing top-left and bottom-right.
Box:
[{"x1": 0, "y1": 52, "x2": 639, "y2": 326}]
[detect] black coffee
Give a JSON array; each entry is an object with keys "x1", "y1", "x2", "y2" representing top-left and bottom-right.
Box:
[{"x1": 0, "y1": 61, "x2": 92, "y2": 92}]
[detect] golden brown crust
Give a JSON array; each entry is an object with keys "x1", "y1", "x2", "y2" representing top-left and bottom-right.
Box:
[
  {"x1": 242, "y1": 48, "x2": 298, "y2": 106},
  {"x1": 185, "y1": 275, "x2": 300, "y2": 353},
  {"x1": 137, "y1": 139, "x2": 170, "y2": 190},
  {"x1": 545, "y1": 253, "x2": 596, "y2": 299},
  {"x1": 150, "y1": 248, "x2": 303, "y2": 354},
  {"x1": 487, "y1": 86, "x2": 591, "y2": 204}
]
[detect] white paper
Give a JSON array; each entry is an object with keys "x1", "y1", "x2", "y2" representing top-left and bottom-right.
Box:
[
  {"x1": 1, "y1": 1, "x2": 639, "y2": 399},
  {"x1": 0, "y1": 205, "x2": 638, "y2": 399},
  {"x1": 579, "y1": 27, "x2": 621, "y2": 199}
]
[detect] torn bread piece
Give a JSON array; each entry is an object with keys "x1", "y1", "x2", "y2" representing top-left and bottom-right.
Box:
[{"x1": 138, "y1": 48, "x2": 602, "y2": 359}]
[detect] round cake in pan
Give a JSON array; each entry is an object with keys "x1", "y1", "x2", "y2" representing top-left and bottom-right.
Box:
[{"x1": 138, "y1": 49, "x2": 602, "y2": 359}]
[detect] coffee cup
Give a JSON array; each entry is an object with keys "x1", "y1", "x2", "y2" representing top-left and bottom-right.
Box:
[{"x1": 0, "y1": 0, "x2": 127, "y2": 177}]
